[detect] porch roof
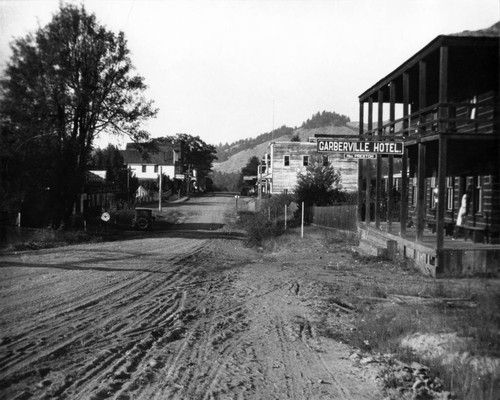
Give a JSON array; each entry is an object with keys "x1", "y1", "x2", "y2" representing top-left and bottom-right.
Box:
[{"x1": 358, "y1": 27, "x2": 499, "y2": 102}]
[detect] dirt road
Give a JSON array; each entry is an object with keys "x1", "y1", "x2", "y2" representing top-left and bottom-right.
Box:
[{"x1": 0, "y1": 195, "x2": 382, "y2": 399}]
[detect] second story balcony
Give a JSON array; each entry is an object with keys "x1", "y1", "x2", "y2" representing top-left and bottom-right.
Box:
[{"x1": 358, "y1": 34, "x2": 499, "y2": 142}]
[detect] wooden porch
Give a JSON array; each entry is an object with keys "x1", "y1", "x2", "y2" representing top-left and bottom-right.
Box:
[
  {"x1": 358, "y1": 222, "x2": 500, "y2": 277},
  {"x1": 354, "y1": 34, "x2": 499, "y2": 278}
]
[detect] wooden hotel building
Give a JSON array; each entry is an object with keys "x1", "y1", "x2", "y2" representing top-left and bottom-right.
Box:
[{"x1": 356, "y1": 23, "x2": 500, "y2": 276}]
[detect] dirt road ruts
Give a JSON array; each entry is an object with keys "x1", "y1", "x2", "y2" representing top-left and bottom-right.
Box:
[{"x1": 0, "y1": 195, "x2": 382, "y2": 399}]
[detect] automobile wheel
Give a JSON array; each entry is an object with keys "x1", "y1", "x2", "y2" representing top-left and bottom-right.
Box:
[{"x1": 136, "y1": 217, "x2": 149, "y2": 230}]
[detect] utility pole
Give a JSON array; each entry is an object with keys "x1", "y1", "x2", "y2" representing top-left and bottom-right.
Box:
[
  {"x1": 127, "y1": 166, "x2": 130, "y2": 203},
  {"x1": 158, "y1": 165, "x2": 162, "y2": 212},
  {"x1": 185, "y1": 164, "x2": 190, "y2": 196},
  {"x1": 272, "y1": 99, "x2": 275, "y2": 140}
]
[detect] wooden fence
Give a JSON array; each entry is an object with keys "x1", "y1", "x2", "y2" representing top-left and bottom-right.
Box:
[{"x1": 305, "y1": 204, "x2": 358, "y2": 232}]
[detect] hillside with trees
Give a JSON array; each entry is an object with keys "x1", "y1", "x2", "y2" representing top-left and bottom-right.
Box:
[
  {"x1": 301, "y1": 110, "x2": 350, "y2": 129},
  {"x1": 215, "y1": 126, "x2": 294, "y2": 162},
  {"x1": 211, "y1": 111, "x2": 357, "y2": 191},
  {"x1": 214, "y1": 111, "x2": 352, "y2": 163}
]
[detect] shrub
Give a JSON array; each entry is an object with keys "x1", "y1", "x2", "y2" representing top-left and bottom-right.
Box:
[
  {"x1": 239, "y1": 210, "x2": 285, "y2": 247},
  {"x1": 237, "y1": 194, "x2": 296, "y2": 246}
]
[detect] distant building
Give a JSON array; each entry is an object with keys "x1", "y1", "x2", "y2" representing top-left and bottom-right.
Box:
[
  {"x1": 257, "y1": 141, "x2": 358, "y2": 196},
  {"x1": 121, "y1": 142, "x2": 184, "y2": 182}
]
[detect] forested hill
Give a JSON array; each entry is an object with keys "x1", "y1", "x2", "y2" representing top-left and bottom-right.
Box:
[
  {"x1": 213, "y1": 111, "x2": 357, "y2": 174},
  {"x1": 215, "y1": 111, "x2": 351, "y2": 162}
]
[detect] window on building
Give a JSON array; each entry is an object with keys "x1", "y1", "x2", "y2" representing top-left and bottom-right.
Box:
[
  {"x1": 154, "y1": 165, "x2": 158, "y2": 173},
  {"x1": 142, "y1": 165, "x2": 147, "y2": 173},
  {"x1": 446, "y1": 177, "x2": 454, "y2": 211},
  {"x1": 322, "y1": 155, "x2": 329, "y2": 166},
  {"x1": 474, "y1": 176, "x2": 483, "y2": 213},
  {"x1": 303, "y1": 155, "x2": 309, "y2": 167},
  {"x1": 284, "y1": 155, "x2": 290, "y2": 167}
]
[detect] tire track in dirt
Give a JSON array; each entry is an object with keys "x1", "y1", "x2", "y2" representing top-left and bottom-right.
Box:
[
  {"x1": 0, "y1": 259, "x2": 180, "y2": 376},
  {"x1": 0, "y1": 233, "x2": 218, "y2": 399},
  {"x1": 1, "y1": 196, "x2": 383, "y2": 399},
  {"x1": 39, "y1": 251, "x2": 213, "y2": 399}
]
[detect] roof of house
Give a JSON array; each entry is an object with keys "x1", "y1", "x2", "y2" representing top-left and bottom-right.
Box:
[
  {"x1": 85, "y1": 170, "x2": 106, "y2": 183},
  {"x1": 121, "y1": 142, "x2": 181, "y2": 165},
  {"x1": 450, "y1": 21, "x2": 500, "y2": 37},
  {"x1": 121, "y1": 149, "x2": 159, "y2": 164}
]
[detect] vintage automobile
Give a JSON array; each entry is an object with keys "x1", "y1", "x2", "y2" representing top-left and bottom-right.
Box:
[{"x1": 132, "y1": 208, "x2": 154, "y2": 230}]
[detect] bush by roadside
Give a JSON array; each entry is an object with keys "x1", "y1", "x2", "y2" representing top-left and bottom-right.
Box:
[
  {"x1": 237, "y1": 194, "x2": 297, "y2": 247},
  {"x1": 4, "y1": 229, "x2": 101, "y2": 252}
]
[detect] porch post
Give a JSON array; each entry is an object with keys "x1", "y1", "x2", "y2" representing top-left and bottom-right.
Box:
[
  {"x1": 375, "y1": 91, "x2": 383, "y2": 228},
  {"x1": 387, "y1": 81, "x2": 396, "y2": 230},
  {"x1": 401, "y1": 72, "x2": 410, "y2": 237},
  {"x1": 400, "y1": 148, "x2": 408, "y2": 237},
  {"x1": 436, "y1": 136, "x2": 447, "y2": 252},
  {"x1": 439, "y1": 46, "x2": 449, "y2": 132},
  {"x1": 419, "y1": 60, "x2": 427, "y2": 129},
  {"x1": 365, "y1": 96, "x2": 374, "y2": 225},
  {"x1": 357, "y1": 100, "x2": 364, "y2": 221},
  {"x1": 368, "y1": 94, "x2": 380, "y2": 229},
  {"x1": 416, "y1": 142, "x2": 426, "y2": 242},
  {"x1": 416, "y1": 60, "x2": 427, "y2": 242},
  {"x1": 365, "y1": 159, "x2": 372, "y2": 224},
  {"x1": 403, "y1": 72, "x2": 410, "y2": 135},
  {"x1": 358, "y1": 160, "x2": 364, "y2": 221}
]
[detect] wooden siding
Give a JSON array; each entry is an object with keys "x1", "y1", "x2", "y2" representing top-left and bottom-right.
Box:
[
  {"x1": 454, "y1": 90, "x2": 497, "y2": 134},
  {"x1": 269, "y1": 142, "x2": 358, "y2": 194},
  {"x1": 413, "y1": 174, "x2": 499, "y2": 236}
]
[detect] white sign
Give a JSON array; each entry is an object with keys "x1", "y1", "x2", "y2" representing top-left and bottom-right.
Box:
[
  {"x1": 344, "y1": 153, "x2": 377, "y2": 159},
  {"x1": 317, "y1": 140, "x2": 403, "y2": 155}
]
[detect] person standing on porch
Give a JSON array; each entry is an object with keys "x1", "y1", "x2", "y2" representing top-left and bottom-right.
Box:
[{"x1": 453, "y1": 185, "x2": 472, "y2": 239}]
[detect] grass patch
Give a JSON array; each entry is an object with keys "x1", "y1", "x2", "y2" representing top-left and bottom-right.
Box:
[
  {"x1": 344, "y1": 280, "x2": 500, "y2": 398},
  {"x1": 10, "y1": 229, "x2": 99, "y2": 251},
  {"x1": 293, "y1": 230, "x2": 500, "y2": 399}
]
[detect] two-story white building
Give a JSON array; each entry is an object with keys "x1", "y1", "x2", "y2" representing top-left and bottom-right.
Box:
[{"x1": 121, "y1": 142, "x2": 184, "y2": 181}]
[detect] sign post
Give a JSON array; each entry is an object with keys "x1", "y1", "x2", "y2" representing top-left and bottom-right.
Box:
[
  {"x1": 301, "y1": 202, "x2": 304, "y2": 239},
  {"x1": 284, "y1": 204, "x2": 287, "y2": 231}
]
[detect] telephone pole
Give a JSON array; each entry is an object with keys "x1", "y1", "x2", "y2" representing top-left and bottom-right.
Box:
[{"x1": 158, "y1": 165, "x2": 162, "y2": 212}]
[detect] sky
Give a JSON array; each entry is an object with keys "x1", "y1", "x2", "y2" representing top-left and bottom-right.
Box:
[{"x1": 0, "y1": 0, "x2": 498, "y2": 148}]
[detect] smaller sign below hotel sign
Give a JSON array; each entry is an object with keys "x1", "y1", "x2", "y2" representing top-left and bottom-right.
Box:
[
  {"x1": 344, "y1": 153, "x2": 377, "y2": 159},
  {"x1": 317, "y1": 139, "x2": 403, "y2": 155}
]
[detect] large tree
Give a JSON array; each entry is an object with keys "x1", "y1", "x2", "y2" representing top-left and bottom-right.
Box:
[
  {"x1": 238, "y1": 156, "x2": 260, "y2": 192},
  {"x1": 154, "y1": 134, "x2": 217, "y2": 188},
  {"x1": 90, "y1": 144, "x2": 125, "y2": 183},
  {"x1": 0, "y1": 4, "x2": 156, "y2": 227},
  {"x1": 240, "y1": 156, "x2": 260, "y2": 177}
]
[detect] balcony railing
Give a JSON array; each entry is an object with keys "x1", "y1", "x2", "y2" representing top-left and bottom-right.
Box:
[{"x1": 363, "y1": 101, "x2": 498, "y2": 138}]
